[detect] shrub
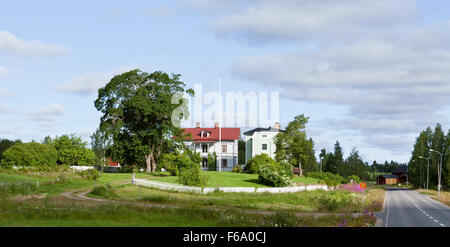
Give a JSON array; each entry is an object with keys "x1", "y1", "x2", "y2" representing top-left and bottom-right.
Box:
[
  {"x1": 268, "y1": 211, "x2": 299, "y2": 227},
  {"x1": 207, "y1": 152, "x2": 217, "y2": 171},
  {"x1": 347, "y1": 175, "x2": 361, "y2": 184},
  {"x1": 232, "y1": 165, "x2": 242, "y2": 173},
  {"x1": 90, "y1": 184, "x2": 116, "y2": 198},
  {"x1": 80, "y1": 168, "x2": 100, "y2": 181},
  {"x1": 0, "y1": 182, "x2": 39, "y2": 197},
  {"x1": 159, "y1": 151, "x2": 203, "y2": 176},
  {"x1": 1, "y1": 142, "x2": 57, "y2": 168},
  {"x1": 257, "y1": 162, "x2": 292, "y2": 187},
  {"x1": 49, "y1": 134, "x2": 97, "y2": 166},
  {"x1": 245, "y1": 154, "x2": 276, "y2": 174},
  {"x1": 178, "y1": 166, "x2": 209, "y2": 187},
  {"x1": 306, "y1": 172, "x2": 346, "y2": 186}
]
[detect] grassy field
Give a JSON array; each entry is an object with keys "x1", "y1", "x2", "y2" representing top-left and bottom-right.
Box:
[
  {"x1": 0, "y1": 169, "x2": 380, "y2": 227},
  {"x1": 91, "y1": 182, "x2": 384, "y2": 214},
  {"x1": 144, "y1": 171, "x2": 322, "y2": 187},
  {"x1": 0, "y1": 196, "x2": 376, "y2": 227}
]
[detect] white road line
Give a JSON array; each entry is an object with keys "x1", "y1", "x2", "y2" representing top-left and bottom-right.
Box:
[{"x1": 440, "y1": 223, "x2": 445, "y2": 226}]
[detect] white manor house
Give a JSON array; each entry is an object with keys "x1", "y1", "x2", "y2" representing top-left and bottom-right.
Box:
[{"x1": 182, "y1": 122, "x2": 240, "y2": 171}]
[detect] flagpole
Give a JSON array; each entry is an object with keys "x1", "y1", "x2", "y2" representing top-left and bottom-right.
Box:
[{"x1": 218, "y1": 75, "x2": 222, "y2": 172}]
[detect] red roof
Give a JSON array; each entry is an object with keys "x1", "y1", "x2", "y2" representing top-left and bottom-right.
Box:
[
  {"x1": 182, "y1": 127, "x2": 240, "y2": 142},
  {"x1": 106, "y1": 158, "x2": 121, "y2": 167}
]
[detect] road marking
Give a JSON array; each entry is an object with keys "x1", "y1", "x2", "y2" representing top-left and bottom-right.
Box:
[
  {"x1": 385, "y1": 192, "x2": 389, "y2": 227},
  {"x1": 408, "y1": 191, "x2": 447, "y2": 227}
]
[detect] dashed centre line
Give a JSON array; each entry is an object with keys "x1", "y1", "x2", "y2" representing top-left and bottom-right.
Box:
[{"x1": 408, "y1": 192, "x2": 446, "y2": 227}]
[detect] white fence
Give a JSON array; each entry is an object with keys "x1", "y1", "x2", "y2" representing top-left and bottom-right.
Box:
[
  {"x1": 70, "y1": 166, "x2": 95, "y2": 171},
  {"x1": 132, "y1": 178, "x2": 328, "y2": 194}
]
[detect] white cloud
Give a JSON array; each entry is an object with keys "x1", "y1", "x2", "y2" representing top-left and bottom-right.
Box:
[
  {"x1": 28, "y1": 103, "x2": 66, "y2": 125},
  {"x1": 0, "y1": 30, "x2": 70, "y2": 57},
  {"x1": 222, "y1": 1, "x2": 450, "y2": 153},
  {"x1": 212, "y1": 0, "x2": 417, "y2": 43},
  {"x1": 0, "y1": 66, "x2": 7, "y2": 77},
  {"x1": 57, "y1": 66, "x2": 135, "y2": 95},
  {"x1": 0, "y1": 88, "x2": 13, "y2": 98}
]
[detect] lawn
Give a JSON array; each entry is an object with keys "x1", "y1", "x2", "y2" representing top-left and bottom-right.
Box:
[{"x1": 144, "y1": 171, "x2": 322, "y2": 187}]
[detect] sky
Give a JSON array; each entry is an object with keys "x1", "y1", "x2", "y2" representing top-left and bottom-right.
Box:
[{"x1": 1, "y1": 0, "x2": 450, "y2": 164}]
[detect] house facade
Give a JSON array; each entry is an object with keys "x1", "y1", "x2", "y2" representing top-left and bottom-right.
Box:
[
  {"x1": 243, "y1": 123, "x2": 281, "y2": 164},
  {"x1": 182, "y1": 122, "x2": 240, "y2": 171}
]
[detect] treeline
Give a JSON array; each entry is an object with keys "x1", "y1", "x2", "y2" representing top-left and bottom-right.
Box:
[
  {"x1": 0, "y1": 135, "x2": 96, "y2": 168},
  {"x1": 409, "y1": 123, "x2": 450, "y2": 190},
  {"x1": 319, "y1": 141, "x2": 373, "y2": 181},
  {"x1": 371, "y1": 160, "x2": 405, "y2": 173}
]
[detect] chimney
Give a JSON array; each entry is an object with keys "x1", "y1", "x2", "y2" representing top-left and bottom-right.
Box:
[
  {"x1": 214, "y1": 122, "x2": 219, "y2": 128},
  {"x1": 195, "y1": 122, "x2": 200, "y2": 128},
  {"x1": 274, "y1": 122, "x2": 280, "y2": 130}
]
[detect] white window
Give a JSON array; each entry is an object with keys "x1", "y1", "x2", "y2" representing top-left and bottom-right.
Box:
[
  {"x1": 222, "y1": 144, "x2": 227, "y2": 153},
  {"x1": 202, "y1": 144, "x2": 208, "y2": 153},
  {"x1": 262, "y1": 143, "x2": 268, "y2": 150}
]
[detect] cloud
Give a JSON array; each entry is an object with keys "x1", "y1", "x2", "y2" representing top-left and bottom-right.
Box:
[
  {"x1": 0, "y1": 105, "x2": 12, "y2": 114},
  {"x1": 0, "y1": 66, "x2": 7, "y2": 77},
  {"x1": 222, "y1": 1, "x2": 450, "y2": 153},
  {"x1": 56, "y1": 66, "x2": 134, "y2": 95},
  {"x1": 28, "y1": 103, "x2": 66, "y2": 126},
  {"x1": 0, "y1": 88, "x2": 13, "y2": 98},
  {"x1": 212, "y1": 0, "x2": 417, "y2": 43},
  {"x1": 0, "y1": 31, "x2": 70, "y2": 57},
  {"x1": 144, "y1": 6, "x2": 175, "y2": 19}
]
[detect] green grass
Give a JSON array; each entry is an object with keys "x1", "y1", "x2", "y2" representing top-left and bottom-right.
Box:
[
  {"x1": 107, "y1": 184, "x2": 383, "y2": 213},
  {"x1": 144, "y1": 171, "x2": 322, "y2": 187},
  {"x1": 0, "y1": 198, "x2": 375, "y2": 227}
]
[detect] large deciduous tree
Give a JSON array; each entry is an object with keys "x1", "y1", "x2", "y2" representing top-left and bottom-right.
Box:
[
  {"x1": 274, "y1": 114, "x2": 316, "y2": 176},
  {"x1": 94, "y1": 69, "x2": 193, "y2": 173}
]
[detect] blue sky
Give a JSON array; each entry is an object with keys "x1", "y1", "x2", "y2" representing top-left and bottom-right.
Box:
[{"x1": 1, "y1": 0, "x2": 450, "y2": 164}]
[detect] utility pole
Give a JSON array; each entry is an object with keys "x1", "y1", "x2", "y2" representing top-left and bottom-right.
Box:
[
  {"x1": 218, "y1": 75, "x2": 222, "y2": 172},
  {"x1": 430, "y1": 149, "x2": 443, "y2": 195},
  {"x1": 418, "y1": 156, "x2": 430, "y2": 190}
]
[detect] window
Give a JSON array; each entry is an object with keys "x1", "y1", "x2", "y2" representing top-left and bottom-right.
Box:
[
  {"x1": 202, "y1": 158, "x2": 208, "y2": 168},
  {"x1": 222, "y1": 144, "x2": 227, "y2": 153},
  {"x1": 262, "y1": 144, "x2": 268, "y2": 150},
  {"x1": 222, "y1": 159, "x2": 227, "y2": 167},
  {"x1": 202, "y1": 144, "x2": 208, "y2": 153},
  {"x1": 201, "y1": 131, "x2": 208, "y2": 138},
  {"x1": 262, "y1": 135, "x2": 267, "y2": 137}
]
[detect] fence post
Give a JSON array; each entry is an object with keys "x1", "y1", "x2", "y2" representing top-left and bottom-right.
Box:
[{"x1": 132, "y1": 172, "x2": 135, "y2": 185}]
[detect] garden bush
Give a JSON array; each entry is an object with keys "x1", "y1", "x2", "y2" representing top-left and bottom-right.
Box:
[
  {"x1": 346, "y1": 175, "x2": 361, "y2": 184},
  {"x1": 244, "y1": 154, "x2": 276, "y2": 174},
  {"x1": 257, "y1": 162, "x2": 292, "y2": 187},
  {"x1": 232, "y1": 165, "x2": 242, "y2": 173},
  {"x1": 80, "y1": 169, "x2": 101, "y2": 181},
  {"x1": 90, "y1": 184, "x2": 116, "y2": 198},
  {"x1": 1, "y1": 142, "x2": 57, "y2": 168},
  {"x1": 306, "y1": 172, "x2": 346, "y2": 187}
]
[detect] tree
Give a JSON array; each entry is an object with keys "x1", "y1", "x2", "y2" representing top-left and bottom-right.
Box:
[
  {"x1": 0, "y1": 138, "x2": 21, "y2": 165},
  {"x1": 94, "y1": 70, "x2": 193, "y2": 172},
  {"x1": 409, "y1": 124, "x2": 449, "y2": 189},
  {"x1": 238, "y1": 140, "x2": 245, "y2": 165},
  {"x1": 1, "y1": 142, "x2": 57, "y2": 167},
  {"x1": 90, "y1": 128, "x2": 111, "y2": 170},
  {"x1": 274, "y1": 114, "x2": 314, "y2": 176},
  {"x1": 49, "y1": 134, "x2": 96, "y2": 166}
]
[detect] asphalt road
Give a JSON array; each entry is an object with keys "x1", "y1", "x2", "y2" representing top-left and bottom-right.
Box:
[{"x1": 376, "y1": 188, "x2": 450, "y2": 227}]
